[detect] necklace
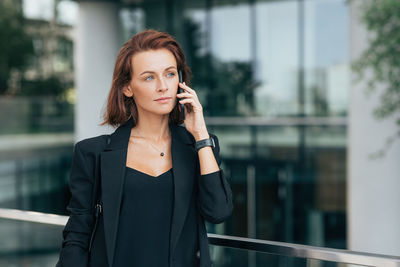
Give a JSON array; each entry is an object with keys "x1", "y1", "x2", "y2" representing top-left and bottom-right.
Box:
[{"x1": 131, "y1": 128, "x2": 170, "y2": 157}]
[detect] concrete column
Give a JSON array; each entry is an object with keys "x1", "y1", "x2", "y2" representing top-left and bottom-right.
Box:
[
  {"x1": 75, "y1": 1, "x2": 121, "y2": 141},
  {"x1": 348, "y1": 0, "x2": 400, "y2": 256}
]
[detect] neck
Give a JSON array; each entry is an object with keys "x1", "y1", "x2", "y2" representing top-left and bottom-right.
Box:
[{"x1": 132, "y1": 113, "x2": 171, "y2": 143}]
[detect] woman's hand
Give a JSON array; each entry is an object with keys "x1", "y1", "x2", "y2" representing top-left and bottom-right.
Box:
[{"x1": 176, "y1": 82, "x2": 210, "y2": 141}]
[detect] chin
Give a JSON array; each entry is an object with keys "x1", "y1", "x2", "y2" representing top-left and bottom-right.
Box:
[{"x1": 154, "y1": 106, "x2": 175, "y2": 115}]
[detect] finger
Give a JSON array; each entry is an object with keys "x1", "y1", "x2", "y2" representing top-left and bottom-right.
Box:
[
  {"x1": 177, "y1": 92, "x2": 194, "y2": 98},
  {"x1": 178, "y1": 94, "x2": 200, "y2": 107},
  {"x1": 179, "y1": 82, "x2": 193, "y2": 92},
  {"x1": 179, "y1": 98, "x2": 193, "y2": 103},
  {"x1": 177, "y1": 92, "x2": 200, "y2": 105},
  {"x1": 178, "y1": 98, "x2": 196, "y2": 105},
  {"x1": 179, "y1": 82, "x2": 197, "y2": 95}
]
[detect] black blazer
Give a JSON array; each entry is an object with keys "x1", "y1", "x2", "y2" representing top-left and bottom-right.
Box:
[{"x1": 56, "y1": 117, "x2": 233, "y2": 267}]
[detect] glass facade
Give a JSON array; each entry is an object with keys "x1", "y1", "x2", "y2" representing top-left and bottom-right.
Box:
[{"x1": 0, "y1": 0, "x2": 353, "y2": 265}]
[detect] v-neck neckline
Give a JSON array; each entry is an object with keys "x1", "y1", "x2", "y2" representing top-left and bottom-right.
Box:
[{"x1": 125, "y1": 166, "x2": 172, "y2": 178}]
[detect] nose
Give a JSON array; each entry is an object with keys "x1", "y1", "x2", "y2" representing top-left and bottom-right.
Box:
[{"x1": 157, "y1": 77, "x2": 168, "y2": 92}]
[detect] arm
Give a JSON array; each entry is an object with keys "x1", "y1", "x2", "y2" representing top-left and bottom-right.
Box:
[
  {"x1": 176, "y1": 82, "x2": 233, "y2": 224},
  {"x1": 56, "y1": 142, "x2": 94, "y2": 266},
  {"x1": 196, "y1": 133, "x2": 234, "y2": 224},
  {"x1": 196, "y1": 131, "x2": 219, "y2": 175}
]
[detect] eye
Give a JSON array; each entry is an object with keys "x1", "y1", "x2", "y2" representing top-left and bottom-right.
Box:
[
  {"x1": 145, "y1": 76, "x2": 154, "y2": 81},
  {"x1": 167, "y1": 72, "x2": 175, "y2": 77}
]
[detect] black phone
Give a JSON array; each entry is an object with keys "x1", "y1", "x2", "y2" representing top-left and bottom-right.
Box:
[{"x1": 178, "y1": 69, "x2": 185, "y2": 121}]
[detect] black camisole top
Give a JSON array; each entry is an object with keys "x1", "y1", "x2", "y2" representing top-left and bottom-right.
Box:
[{"x1": 112, "y1": 166, "x2": 174, "y2": 267}]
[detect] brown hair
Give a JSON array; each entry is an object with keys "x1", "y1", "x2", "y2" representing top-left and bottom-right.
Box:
[{"x1": 100, "y1": 29, "x2": 192, "y2": 128}]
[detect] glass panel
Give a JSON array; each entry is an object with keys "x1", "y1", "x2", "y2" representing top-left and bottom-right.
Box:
[
  {"x1": 307, "y1": 258, "x2": 370, "y2": 267},
  {"x1": 303, "y1": 0, "x2": 349, "y2": 116},
  {"x1": 0, "y1": 218, "x2": 62, "y2": 266},
  {"x1": 255, "y1": 0, "x2": 299, "y2": 116},
  {"x1": 0, "y1": 97, "x2": 73, "y2": 135},
  {"x1": 0, "y1": 148, "x2": 72, "y2": 215},
  {"x1": 210, "y1": 244, "x2": 308, "y2": 267},
  {"x1": 205, "y1": 124, "x2": 346, "y2": 249},
  {"x1": 210, "y1": 245, "x2": 374, "y2": 267},
  {"x1": 184, "y1": 2, "x2": 254, "y2": 116}
]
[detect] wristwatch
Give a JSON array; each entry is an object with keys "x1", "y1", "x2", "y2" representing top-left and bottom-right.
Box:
[{"x1": 195, "y1": 136, "x2": 215, "y2": 152}]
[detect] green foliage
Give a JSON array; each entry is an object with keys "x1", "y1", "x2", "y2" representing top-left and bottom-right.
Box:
[
  {"x1": 0, "y1": 1, "x2": 34, "y2": 94},
  {"x1": 352, "y1": 0, "x2": 400, "y2": 121},
  {"x1": 210, "y1": 60, "x2": 261, "y2": 116}
]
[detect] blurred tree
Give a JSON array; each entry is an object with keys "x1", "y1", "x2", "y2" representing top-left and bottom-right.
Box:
[
  {"x1": 211, "y1": 60, "x2": 260, "y2": 116},
  {"x1": 0, "y1": 0, "x2": 34, "y2": 94},
  {"x1": 311, "y1": 85, "x2": 328, "y2": 116},
  {"x1": 19, "y1": 76, "x2": 67, "y2": 96},
  {"x1": 353, "y1": 0, "x2": 400, "y2": 139}
]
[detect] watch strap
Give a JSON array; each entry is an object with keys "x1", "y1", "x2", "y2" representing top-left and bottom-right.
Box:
[{"x1": 195, "y1": 136, "x2": 215, "y2": 152}]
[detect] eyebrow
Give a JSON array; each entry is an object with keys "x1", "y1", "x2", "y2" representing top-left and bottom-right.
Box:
[{"x1": 139, "y1": 66, "x2": 177, "y2": 76}]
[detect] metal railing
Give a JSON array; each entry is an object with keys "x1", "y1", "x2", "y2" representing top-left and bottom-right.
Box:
[
  {"x1": 204, "y1": 116, "x2": 347, "y2": 127},
  {"x1": 0, "y1": 208, "x2": 399, "y2": 267}
]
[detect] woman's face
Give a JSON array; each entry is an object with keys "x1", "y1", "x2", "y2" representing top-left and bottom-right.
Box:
[{"x1": 124, "y1": 48, "x2": 179, "y2": 116}]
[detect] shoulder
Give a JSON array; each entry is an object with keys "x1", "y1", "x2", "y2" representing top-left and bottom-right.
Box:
[{"x1": 74, "y1": 134, "x2": 110, "y2": 155}]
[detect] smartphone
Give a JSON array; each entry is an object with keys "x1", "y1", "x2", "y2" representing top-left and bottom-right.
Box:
[{"x1": 178, "y1": 69, "x2": 185, "y2": 121}]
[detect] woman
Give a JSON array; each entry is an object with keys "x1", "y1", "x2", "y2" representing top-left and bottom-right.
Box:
[{"x1": 56, "y1": 29, "x2": 233, "y2": 267}]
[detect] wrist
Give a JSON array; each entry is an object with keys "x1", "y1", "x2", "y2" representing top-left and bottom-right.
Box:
[
  {"x1": 194, "y1": 134, "x2": 215, "y2": 152},
  {"x1": 193, "y1": 124, "x2": 209, "y2": 141},
  {"x1": 194, "y1": 131, "x2": 210, "y2": 142}
]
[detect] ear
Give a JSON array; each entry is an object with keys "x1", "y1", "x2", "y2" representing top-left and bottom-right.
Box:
[{"x1": 123, "y1": 85, "x2": 133, "y2": 97}]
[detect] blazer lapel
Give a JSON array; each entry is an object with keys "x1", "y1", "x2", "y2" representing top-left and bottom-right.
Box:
[
  {"x1": 100, "y1": 117, "x2": 196, "y2": 267},
  {"x1": 100, "y1": 118, "x2": 131, "y2": 267}
]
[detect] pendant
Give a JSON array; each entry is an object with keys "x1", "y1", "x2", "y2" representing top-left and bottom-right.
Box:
[{"x1": 160, "y1": 152, "x2": 164, "y2": 156}]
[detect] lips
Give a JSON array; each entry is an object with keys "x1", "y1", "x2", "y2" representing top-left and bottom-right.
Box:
[{"x1": 155, "y1": 97, "x2": 171, "y2": 101}]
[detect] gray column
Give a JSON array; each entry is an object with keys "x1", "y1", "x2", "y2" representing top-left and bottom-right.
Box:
[
  {"x1": 348, "y1": 0, "x2": 400, "y2": 256},
  {"x1": 75, "y1": 1, "x2": 121, "y2": 141}
]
